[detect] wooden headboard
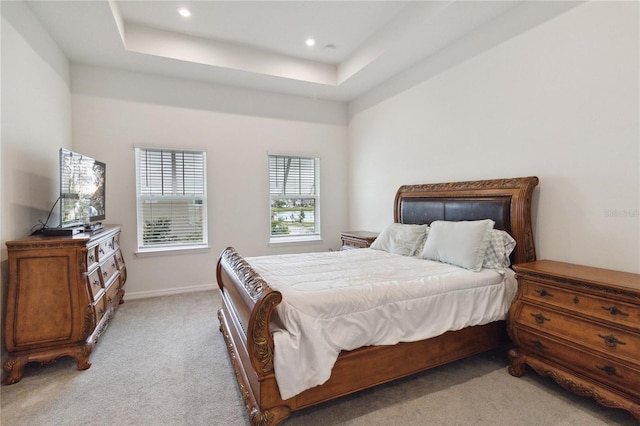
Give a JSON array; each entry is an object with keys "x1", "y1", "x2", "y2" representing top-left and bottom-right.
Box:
[{"x1": 394, "y1": 176, "x2": 539, "y2": 265}]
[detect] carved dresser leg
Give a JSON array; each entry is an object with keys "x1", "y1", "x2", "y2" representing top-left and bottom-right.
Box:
[
  {"x1": 73, "y1": 344, "x2": 94, "y2": 371},
  {"x1": 508, "y1": 347, "x2": 526, "y2": 377},
  {"x1": 2, "y1": 356, "x2": 27, "y2": 385}
]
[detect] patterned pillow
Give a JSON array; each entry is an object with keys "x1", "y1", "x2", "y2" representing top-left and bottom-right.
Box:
[{"x1": 483, "y1": 229, "x2": 516, "y2": 269}]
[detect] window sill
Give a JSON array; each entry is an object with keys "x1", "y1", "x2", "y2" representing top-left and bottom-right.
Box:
[
  {"x1": 135, "y1": 245, "x2": 210, "y2": 257},
  {"x1": 269, "y1": 235, "x2": 322, "y2": 246}
]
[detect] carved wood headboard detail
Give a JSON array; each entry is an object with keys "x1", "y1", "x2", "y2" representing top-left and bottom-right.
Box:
[{"x1": 394, "y1": 176, "x2": 539, "y2": 265}]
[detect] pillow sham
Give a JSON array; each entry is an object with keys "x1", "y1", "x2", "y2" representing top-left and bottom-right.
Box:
[
  {"x1": 483, "y1": 229, "x2": 516, "y2": 269},
  {"x1": 420, "y1": 219, "x2": 494, "y2": 271},
  {"x1": 369, "y1": 223, "x2": 429, "y2": 256}
]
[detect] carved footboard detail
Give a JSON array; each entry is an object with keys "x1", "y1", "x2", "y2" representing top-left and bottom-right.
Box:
[
  {"x1": 218, "y1": 247, "x2": 282, "y2": 375},
  {"x1": 217, "y1": 247, "x2": 289, "y2": 425}
]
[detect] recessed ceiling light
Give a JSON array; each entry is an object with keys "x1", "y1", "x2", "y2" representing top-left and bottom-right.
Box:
[
  {"x1": 178, "y1": 7, "x2": 191, "y2": 18},
  {"x1": 305, "y1": 38, "x2": 316, "y2": 47}
]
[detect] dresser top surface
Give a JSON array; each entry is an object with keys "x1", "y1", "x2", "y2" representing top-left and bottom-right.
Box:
[
  {"x1": 7, "y1": 225, "x2": 121, "y2": 248},
  {"x1": 514, "y1": 260, "x2": 640, "y2": 293}
]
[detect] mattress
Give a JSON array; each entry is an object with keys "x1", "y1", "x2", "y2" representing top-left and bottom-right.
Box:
[{"x1": 246, "y1": 248, "x2": 517, "y2": 399}]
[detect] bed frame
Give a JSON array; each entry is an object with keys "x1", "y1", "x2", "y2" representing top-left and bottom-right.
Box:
[{"x1": 217, "y1": 176, "x2": 539, "y2": 425}]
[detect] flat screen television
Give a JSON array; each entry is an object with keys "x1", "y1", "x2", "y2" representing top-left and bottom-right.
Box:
[{"x1": 59, "y1": 148, "x2": 106, "y2": 229}]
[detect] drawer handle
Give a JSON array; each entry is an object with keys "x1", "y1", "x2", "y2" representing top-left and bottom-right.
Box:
[
  {"x1": 598, "y1": 334, "x2": 626, "y2": 348},
  {"x1": 596, "y1": 364, "x2": 623, "y2": 379},
  {"x1": 92, "y1": 279, "x2": 101, "y2": 287},
  {"x1": 535, "y1": 288, "x2": 553, "y2": 297},
  {"x1": 99, "y1": 248, "x2": 105, "y2": 254},
  {"x1": 102, "y1": 270, "x2": 108, "y2": 277},
  {"x1": 89, "y1": 254, "x2": 95, "y2": 262},
  {"x1": 531, "y1": 339, "x2": 548, "y2": 352},
  {"x1": 99, "y1": 308, "x2": 105, "y2": 316},
  {"x1": 601, "y1": 305, "x2": 629, "y2": 317},
  {"x1": 531, "y1": 313, "x2": 550, "y2": 324},
  {"x1": 107, "y1": 296, "x2": 113, "y2": 304}
]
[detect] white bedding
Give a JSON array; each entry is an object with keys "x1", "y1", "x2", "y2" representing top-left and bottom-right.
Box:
[{"x1": 246, "y1": 248, "x2": 517, "y2": 400}]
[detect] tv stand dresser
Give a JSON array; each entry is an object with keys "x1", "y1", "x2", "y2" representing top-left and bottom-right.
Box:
[
  {"x1": 508, "y1": 260, "x2": 639, "y2": 420},
  {"x1": 3, "y1": 225, "x2": 126, "y2": 384}
]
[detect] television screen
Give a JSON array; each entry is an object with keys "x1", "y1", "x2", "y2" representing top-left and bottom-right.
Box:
[{"x1": 59, "y1": 148, "x2": 106, "y2": 228}]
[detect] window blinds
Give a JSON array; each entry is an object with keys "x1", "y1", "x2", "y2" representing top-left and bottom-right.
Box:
[
  {"x1": 269, "y1": 155, "x2": 319, "y2": 237},
  {"x1": 135, "y1": 148, "x2": 207, "y2": 249}
]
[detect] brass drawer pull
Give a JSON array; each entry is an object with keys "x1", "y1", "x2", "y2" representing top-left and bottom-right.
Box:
[
  {"x1": 598, "y1": 334, "x2": 626, "y2": 348},
  {"x1": 531, "y1": 339, "x2": 548, "y2": 352},
  {"x1": 531, "y1": 313, "x2": 550, "y2": 324},
  {"x1": 601, "y1": 305, "x2": 629, "y2": 317},
  {"x1": 596, "y1": 364, "x2": 623, "y2": 379},
  {"x1": 535, "y1": 288, "x2": 553, "y2": 297}
]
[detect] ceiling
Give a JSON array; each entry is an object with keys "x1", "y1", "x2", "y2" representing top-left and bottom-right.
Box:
[{"x1": 25, "y1": 1, "x2": 567, "y2": 102}]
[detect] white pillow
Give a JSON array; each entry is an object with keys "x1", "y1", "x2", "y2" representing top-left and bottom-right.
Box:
[
  {"x1": 370, "y1": 223, "x2": 429, "y2": 256},
  {"x1": 420, "y1": 219, "x2": 495, "y2": 271},
  {"x1": 483, "y1": 229, "x2": 516, "y2": 269}
]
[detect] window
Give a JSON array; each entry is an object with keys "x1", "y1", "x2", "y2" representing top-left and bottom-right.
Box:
[
  {"x1": 135, "y1": 147, "x2": 208, "y2": 252},
  {"x1": 269, "y1": 155, "x2": 320, "y2": 242}
]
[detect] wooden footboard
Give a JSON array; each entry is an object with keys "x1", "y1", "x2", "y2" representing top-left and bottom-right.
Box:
[
  {"x1": 217, "y1": 247, "x2": 509, "y2": 425},
  {"x1": 216, "y1": 247, "x2": 287, "y2": 425}
]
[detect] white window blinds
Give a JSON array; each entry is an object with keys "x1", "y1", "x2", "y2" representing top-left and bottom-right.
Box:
[
  {"x1": 135, "y1": 147, "x2": 207, "y2": 250},
  {"x1": 269, "y1": 155, "x2": 320, "y2": 238}
]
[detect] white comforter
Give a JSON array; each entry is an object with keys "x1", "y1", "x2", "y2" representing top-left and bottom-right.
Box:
[{"x1": 246, "y1": 249, "x2": 517, "y2": 400}]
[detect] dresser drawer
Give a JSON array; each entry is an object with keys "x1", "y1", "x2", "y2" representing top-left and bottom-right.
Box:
[
  {"x1": 86, "y1": 246, "x2": 99, "y2": 270},
  {"x1": 514, "y1": 327, "x2": 640, "y2": 399},
  {"x1": 516, "y1": 303, "x2": 640, "y2": 365},
  {"x1": 105, "y1": 277, "x2": 122, "y2": 308},
  {"x1": 114, "y1": 249, "x2": 125, "y2": 270},
  {"x1": 520, "y1": 278, "x2": 640, "y2": 331},
  {"x1": 96, "y1": 237, "x2": 115, "y2": 261},
  {"x1": 93, "y1": 296, "x2": 107, "y2": 324},
  {"x1": 113, "y1": 233, "x2": 121, "y2": 251},
  {"x1": 86, "y1": 269, "x2": 104, "y2": 302},
  {"x1": 99, "y1": 255, "x2": 119, "y2": 287}
]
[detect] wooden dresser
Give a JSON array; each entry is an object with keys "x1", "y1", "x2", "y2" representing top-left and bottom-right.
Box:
[
  {"x1": 340, "y1": 231, "x2": 378, "y2": 250},
  {"x1": 3, "y1": 225, "x2": 127, "y2": 384},
  {"x1": 508, "y1": 260, "x2": 640, "y2": 420}
]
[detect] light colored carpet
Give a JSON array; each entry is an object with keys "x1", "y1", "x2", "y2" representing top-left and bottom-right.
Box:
[{"x1": 1, "y1": 290, "x2": 636, "y2": 425}]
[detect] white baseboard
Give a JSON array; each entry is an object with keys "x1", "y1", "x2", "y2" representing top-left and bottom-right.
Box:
[{"x1": 124, "y1": 283, "x2": 217, "y2": 300}]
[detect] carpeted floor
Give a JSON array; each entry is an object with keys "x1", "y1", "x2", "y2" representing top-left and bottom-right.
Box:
[{"x1": 1, "y1": 291, "x2": 636, "y2": 425}]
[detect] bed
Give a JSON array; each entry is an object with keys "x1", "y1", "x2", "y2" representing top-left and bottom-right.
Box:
[{"x1": 217, "y1": 176, "x2": 539, "y2": 425}]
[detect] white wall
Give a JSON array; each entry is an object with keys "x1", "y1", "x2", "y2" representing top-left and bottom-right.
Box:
[
  {"x1": 1, "y1": 1, "x2": 72, "y2": 358},
  {"x1": 348, "y1": 2, "x2": 639, "y2": 273},
  {"x1": 1, "y1": 2, "x2": 72, "y2": 246},
  {"x1": 71, "y1": 65, "x2": 349, "y2": 298}
]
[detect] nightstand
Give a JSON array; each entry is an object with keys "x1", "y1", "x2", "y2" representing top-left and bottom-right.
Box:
[
  {"x1": 508, "y1": 260, "x2": 640, "y2": 420},
  {"x1": 340, "y1": 231, "x2": 378, "y2": 250}
]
